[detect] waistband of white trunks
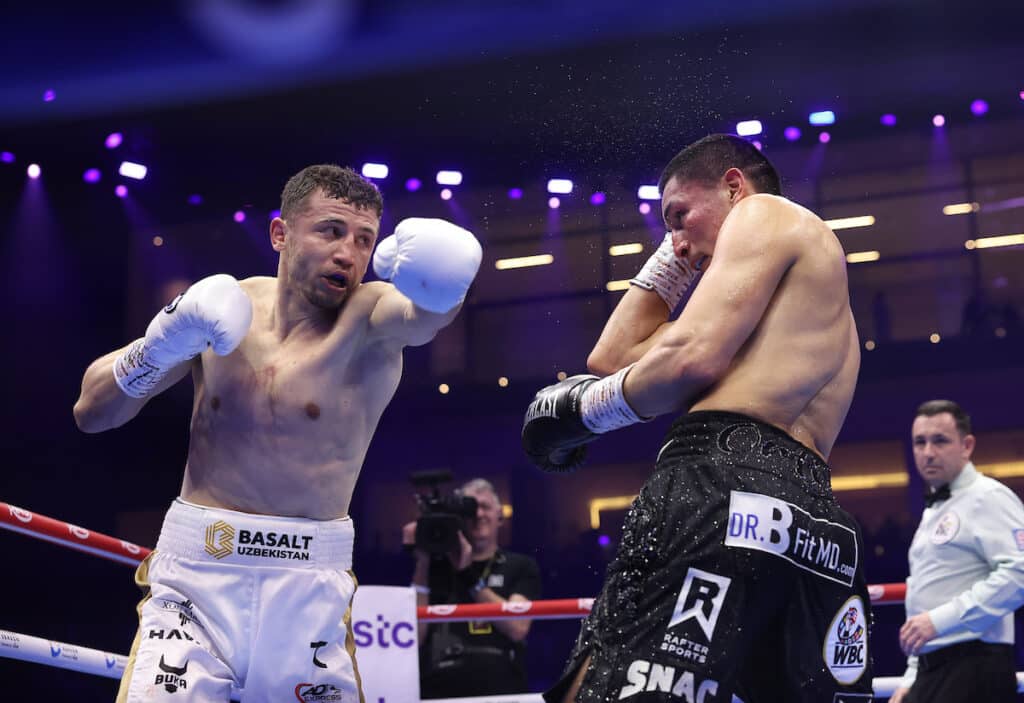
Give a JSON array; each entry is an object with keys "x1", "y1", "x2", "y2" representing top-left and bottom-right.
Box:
[{"x1": 155, "y1": 498, "x2": 354, "y2": 570}]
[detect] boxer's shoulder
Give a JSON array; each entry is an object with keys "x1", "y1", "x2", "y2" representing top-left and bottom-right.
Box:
[
  {"x1": 355, "y1": 280, "x2": 392, "y2": 300},
  {"x1": 348, "y1": 281, "x2": 393, "y2": 316},
  {"x1": 238, "y1": 275, "x2": 276, "y2": 301}
]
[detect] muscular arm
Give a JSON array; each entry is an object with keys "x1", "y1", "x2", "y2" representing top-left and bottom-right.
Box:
[
  {"x1": 73, "y1": 347, "x2": 193, "y2": 433},
  {"x1": 368, "y1": 283, "x2": 460, "y2": 347},
  {"x1": 588, "y1": 288, "x2": 674, "y2": 375},
  {"x1": 624, "y1": 195, "x2": 800, "y2": 417}
]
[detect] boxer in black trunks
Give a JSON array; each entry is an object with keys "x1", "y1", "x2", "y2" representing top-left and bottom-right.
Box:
[{"x1": 522, "y1": 135, "x2": 871, "y2": 702}]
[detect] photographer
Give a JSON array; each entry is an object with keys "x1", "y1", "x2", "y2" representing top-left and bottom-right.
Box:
[{"x1": 403, "y1": 478, "x2": 542, "y2": 698}]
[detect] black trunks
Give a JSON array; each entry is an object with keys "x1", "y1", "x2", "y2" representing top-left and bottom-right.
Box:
[{"x1": 545, "y1": 411, "x2": 874, "y2": 703}]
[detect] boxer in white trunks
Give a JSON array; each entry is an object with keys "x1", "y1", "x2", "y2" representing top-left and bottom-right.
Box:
[{"x1": 73, "y1": 165, "x2": 482, "y2": 702}]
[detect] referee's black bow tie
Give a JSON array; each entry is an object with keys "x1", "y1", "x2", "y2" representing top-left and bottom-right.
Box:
[{"x1": 924, "y1": 484, "x2": 951, "y2": 507}]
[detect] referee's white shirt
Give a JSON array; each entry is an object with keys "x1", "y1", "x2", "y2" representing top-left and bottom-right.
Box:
[{"x1": 899, "y1": 462, "x2": 1024, "y2": 688}]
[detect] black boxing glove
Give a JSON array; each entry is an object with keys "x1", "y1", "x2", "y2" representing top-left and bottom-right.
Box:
[
  {"x1": 521, "y1": 375, "x2": 599, "y2": 472},
  {"x1": 522, "y1": 365, "x2": 648, "y2": 473}
]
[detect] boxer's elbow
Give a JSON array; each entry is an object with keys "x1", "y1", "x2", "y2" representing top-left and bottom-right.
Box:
[
  {"x1": 73, "y1": 393, "x2": 131, "y2": 433},
  {"x1": 587, "y1": 344, "x2": 628, "y2": 376},
  {"x1": 73, "y1": 398, "x2": 111, "y2": 433},
  {"x1": 586, "y1": 349, "x2": 613, "y2": 376}
]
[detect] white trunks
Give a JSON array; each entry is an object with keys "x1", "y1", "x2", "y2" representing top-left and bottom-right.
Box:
[{"x1": 117, "y1": 499, "x2": 362, "y2": 703}]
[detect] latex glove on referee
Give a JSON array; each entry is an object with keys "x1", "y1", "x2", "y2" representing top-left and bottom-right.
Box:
[
  {"x1": 521, "y1": 233, "x2": 701, "y2": 472},
  {"x1": 114, "y1": 274, "x2": 253, "y2": 398},
  {"x1": 373, "y1": 217, "x2": 482, "y2": 313}
]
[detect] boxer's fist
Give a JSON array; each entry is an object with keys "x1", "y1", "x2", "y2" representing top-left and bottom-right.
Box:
[
  {"x1": 146, "y1": 274, "x2": 252, "y2": 361},
  {"x1": 373, "y1": 218, "x2": 482, "y2": 313},
  {"x1": 630, "y1": 232, "x2": 701, "y2": 311},
  {"x1": 114, "y1": 274, "x2": 252, "y2": 398},
  {"x1": 522, "y1": 375, "x2": 599, "y2": 473}
]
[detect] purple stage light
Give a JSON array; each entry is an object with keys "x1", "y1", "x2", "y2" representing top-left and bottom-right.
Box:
[
  {"x1": 269, "y1": 209, "x2": 281, "y2": 219},
  {"x1": 27, "y1": 163, "x2": 41, "y2": 179},
  {"x1": 598, "y1": 535, "x2": 611, "y2": 547},
  {"x1": 970, "y1": 99, "x2": 988, "y2": 116},
  {"x1": 880, "y1": 114, "x2": 897, "y2": 126},
  {"x1": 932, "y1": 114, "x2": 946, "y2": 127},
  {"x1": 507, "y1": 187, "x2": 523, "y2": 200},
  {"x1": 590, "y1": 191, "x2": 606, "y2": 206},
  {"x1": 187, "y1": 194, "x2": 202, "y2": 206},
  {"x1": 548, "y1": 196, "x2": 560, "y2": 209},
  {"x1": 1, "y1": 151, "x2": 15, "y2": 163},
  {"x1": 638, "y1": 202, "x2": 651, "y2": 215},
  {"x1": 233, "y1": 210, "x2": 246, "y2": 223},
  {"x1": 43, "y1": 89, "x2": 55, "y2": 102},
  {"x1": 440, "y1": 188, "x2": 453, "y2": 201},
  {"x1": 1020, "y1": 91, "x2": 1024, "y2": 102},
  {"x1": 83, "y1": 168, "x2": 101, "y2": 183},
  {"x1": 105, "y1": 132, "x2": 123, "y2": 149},
  {"x1": 783, "y1": 126, "x2": 801, "y2": 141},
  {"x1": 405, "y1": 178, "x2": 421, "y2": 192},
  {"x1": 818, "y1": 132, "x2": 831, "y2": 144},
  {"x1": 115, "y1": 185, "x2": 128, "y2": 198}
]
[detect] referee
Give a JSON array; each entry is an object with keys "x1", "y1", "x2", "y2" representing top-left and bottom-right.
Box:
[{"x1": 891, "y1": 400, "x2": 1024, "y2": 703}]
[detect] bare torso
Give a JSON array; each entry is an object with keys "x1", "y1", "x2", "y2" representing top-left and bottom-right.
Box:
[
  {"x1": 181, "y1": 277, "x2": 402, "y2": 519},
  {"x1": 690, "y1": 198, "x2": 860, "y2": 459}
]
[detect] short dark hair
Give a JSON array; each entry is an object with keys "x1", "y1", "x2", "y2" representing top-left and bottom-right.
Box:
[
  {"x1": 280, "y1": 164, "x2": 383, "y2": 220},
  {"x1": 658, "y1": 134, "x2": 782, "y2": 196},
  {"x1": 915, "y1": 399, "x2": 972, "y2": 436}
]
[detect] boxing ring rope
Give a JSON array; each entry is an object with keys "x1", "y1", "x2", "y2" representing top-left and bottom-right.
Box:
[
  {"x1": 3, "y1": 501, "x2": 1020, "y2": 699},
  {"x1": 0, "y1": 501, "x2": 150, "y2": 566}
]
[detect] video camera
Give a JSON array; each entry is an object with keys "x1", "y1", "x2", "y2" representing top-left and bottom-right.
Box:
[{"x1": 410, "y1": 469, "x2": 478, "y2": 555}]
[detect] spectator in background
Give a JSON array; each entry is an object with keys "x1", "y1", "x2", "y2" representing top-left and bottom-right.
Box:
[
  {"x1": 890, "y1": 400, "x2": 1024, "y2": 703},
  {"x1": 404, "y1": 478, "x2": 542, "y2": 698}
]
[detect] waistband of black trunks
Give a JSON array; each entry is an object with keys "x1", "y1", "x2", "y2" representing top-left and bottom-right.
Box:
[
  {"x1": 661, "y1": 410, "x2": 833, "y2": 496},
  {"x1": 918, "y1": 640, "x2": 1013, "y2": 672}
]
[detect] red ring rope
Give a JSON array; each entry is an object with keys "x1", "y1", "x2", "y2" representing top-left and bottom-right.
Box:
[{"x1": 0, "y1": 500, "x2": 908, "y2": 620}]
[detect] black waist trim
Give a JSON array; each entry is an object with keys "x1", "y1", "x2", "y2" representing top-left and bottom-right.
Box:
[
  {"x1": 918, "y1": 640, "x2": 1013, "y2": 671},
  {"x1": 661, "y1": 410, "x2": 833, "y2": 495}
]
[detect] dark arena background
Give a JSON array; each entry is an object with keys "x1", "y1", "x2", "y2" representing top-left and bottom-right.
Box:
[{"x1": 2, "y1": 1, "x2": 1023, "y2": 700}]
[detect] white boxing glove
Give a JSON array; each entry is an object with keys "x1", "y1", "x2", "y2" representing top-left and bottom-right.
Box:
[
  {"x1": 373, "y1": 218, "x2": 482, "y2": 313},
  {"x1": 113, "y1": 274, "x2": 253, "y2": 398}
]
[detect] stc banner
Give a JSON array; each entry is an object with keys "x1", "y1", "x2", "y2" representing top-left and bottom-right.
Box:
[{"x1": 352, "y1": 585, "x2": 420, "y2": 702}]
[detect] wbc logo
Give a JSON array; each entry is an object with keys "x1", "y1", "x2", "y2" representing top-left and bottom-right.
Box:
[{"x1": 824, "y1": 596, "x2": 867, "y2": 684}]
